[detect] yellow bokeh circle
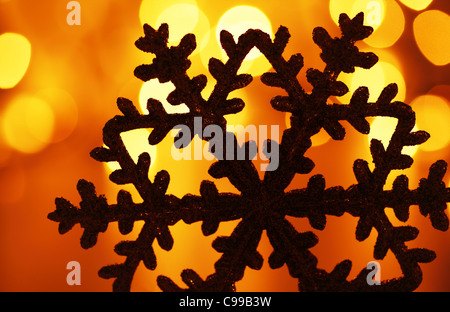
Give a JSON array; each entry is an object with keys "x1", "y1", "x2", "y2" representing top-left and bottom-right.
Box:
[
  {"x1": 329, "y1": 0, "x2": 405, "y2": 49},
  {"x1": 368, "y1": 117, "x2": 418, "y2": 156},
  {"x1": 212, "y1": 5, "x2": 273, "y2": 76},
  {"x1": 398, "y1": 0, "x2": 432, "y2": 11},
  {"x1": 139, "y1": 80, "x2": 189, "y2": 115},
  {"x1": 140, "y1": 0, "x2": 210, "y2": 53},
  {"x1": 104, "y1": 129, "x2": 158, "y2": 173},
  {"x1": 413, "y1": 10, "x2": 450, "y2": 66},
  {"x1": 411, "y1": 95, "x2": 450, "y2": 152},
  {"x1": 0, "y1": 33, "x2": 31, "y2": 89},
  {"x1": 2, "y1": 96, "x2": 54, "y2": 154},
  {"x1": 337, "y1": 61, "x2": 405, "y2": 104}
]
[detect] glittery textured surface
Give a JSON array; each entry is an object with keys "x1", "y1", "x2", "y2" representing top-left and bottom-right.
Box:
[{"x1": 48, "y1": 13, "x2": 449, "y2": 292}]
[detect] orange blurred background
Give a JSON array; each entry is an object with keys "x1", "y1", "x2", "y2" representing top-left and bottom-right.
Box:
[{"x1": 0, "y1": 0, "x2": 448, "y2": 291}]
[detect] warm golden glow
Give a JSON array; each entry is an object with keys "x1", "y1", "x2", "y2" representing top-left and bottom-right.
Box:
[
  {"x1": 338, "y1": 62, "x2": 384, "y2": 104},
  {"x1": 285, "y1": 113, "x2": 330, "y2": 147},
  {"x1": 225, "y1": 89, "x2": 249, "y2": 126},
  {"x1": 140, "y1": 0, "x2": 210, "y2": 51},
  {"x1": 364, "y1": 0, "x2": 404, "y2": 48},
  {"x1": 215, "y1": 5, "x2": 273, "y2": 76},
  {"x1": 0, "y1": 33, "x2": 31, "y2": 89},
  {"x1": 311, "y1": 129, "x2": 331, "y2": 147},
  {"x1": 398, "y1": 0, "x2": 433, "y2": 11},
  {"x1": 190, "y1": 8, "x2": 210, "y2": 54},
  {"x1": 2, "y1": 96, "x2": 54, "y2": 154},
  {"x1": 368, "y1": 117, "x2": 418, "y2": 156},
  {"x1": 412, "y1": 95, "x2": 450, "y2": 152},
  {"x1": 0, "y1": 0, "x2": 447, "y2": 292},
  {"x1": 379, "y1": 61, "x2": 406, "y2": 102},
  {"x1": 139, "y1": 0, "x2": 196, "y2": 27},
  {"x1": 35, "y1": 88, "x2": 78, "y2": 143},
  {"x1": 157, "y1": 4, "x2": 199, "y2": 43},
  {"x1": 0, "y1": 136, "x2": 11, "y2": 167},
  {"x1": 414, "y1": 10, "x2": 450, "y2": 66},
  {"x1": 217, "y1": 6, "x2": 272, "y2": 60},
  {"x1": 329, "y1": 0, "x2": 386, "y2": 32},
  {"x1": 139, "y1": 80, "x2": 190, "y2": 114},
  {"x1": 329, "y1": 0, "x2": 404, "y2": 48},
  {"x1": 338, "y1": 61, "x2": 405, "y2": 104},
  {"x1": 349, "y1": 63, "x2": 385, "y2": 103},
  {"x1": 105, "y1": 129, "x2": 158, "y2": 173},
  {"x1": 0, "y1": 162, "x2": 26, "y2": 205}
]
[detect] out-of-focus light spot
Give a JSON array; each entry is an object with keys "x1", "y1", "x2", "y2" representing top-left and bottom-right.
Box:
[
  {"x1": 2, "y1": 96, "x2": 54, "y2": 154},
  {"x1": 398, "y1": 0, "x2": 432, "y2": 11},
  {"x1": 338, "y1": 61, "x2": 405, "y2": 104},
  {"x1": 329, "y1": 0, "x2": 405, "y2": 48},
  {"x1": 217, "y1": 6, "x2": 272, "y2": 60},
  {"x1": 157, "y1": 4, "x2": 199, "y2": 43},
  {"x1": 285, "y1": 113, "x2": 330, "y2": 147},
  {"x1": 427, "y1": 85, "x2": 450, "y2": 103},
  {"x1": 140, "y1": 0, "x2": 196, "y2": 26},
  {"x1": 155, "y1": 4, "x2": 210, "y2": 51},
  {"x1": 105, "y1": 129, "x2": 158, "y2": 173},
  {"x1": 224, "y1": 89, "x2": 249, "y2": 126},
  {"x1": 379, "y1": 62, "x2": 406, "y2": 102},
  {"x1": 214, "y1": 5, "x2": 273, "y2": 76},
  {"x1": 368, "y1": 117, "x2": 418, "y2": 156},
  {"x1": 412, "y1": 95, "x2": 450, "y2": 152},
  {"x1": 238, "y1": 53, "x2": 272, "y2": 77},
  {"x1": 363, "y1": 0, "x2": 405, "y2": 48},
  {"x1": 414, "y1": 10, "x2": 450, "y2": 66},
  {"x1": 0, "y1": 33, "x2": 31, "y2": 89},
  {"x1": 329, "y1": 0, "x2": 385, "y2": 32},
  {"x1": 190, "y1": 9, "x2": 210, "y2": 53},
  {"x1": 200, "y1": 31, "x2": 223, "y2": 72},
  {"x1": 36, "y1": 88, "x2": 78, "y2": 143},
  {"x1": 139, "y1": 80, "x2": 190, "y2": 114},
  {"x1": 338, "y1": 62, "x2": 385, "y2": 104},
  {"x1": 140, "y1": 0, "x2": 210, "y2": 51},
  {"x1": 349, "y1": 63, "x2": 385, "y2": 103},
  {"x1": 200, "y1": 78, "x2": 215, "y2": 100},
  {"x1": 311, "y1": 129, "x2": 331, "y2": 147}
]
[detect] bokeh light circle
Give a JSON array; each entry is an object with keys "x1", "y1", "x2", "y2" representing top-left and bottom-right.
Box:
[
  {"x1": 140, "y1": 0, "x2": 210, "y2": 52},
  {"x1": 329, "y1": 0, "x2": 405, "y2": 49},
  {"x1": 413, "y1": 10, "x2": 450, "y2": 66},
  {"x1": 35, "y1": 88, "x2": 78, "y2": 143},
  {"x1": 217, "y1": 5, "x2": 273, "y2": 60},
  {"x1": 398, "y1": 0, "x2": 432, "y2": 11},
  {"x1": 105, "y1": 129, "x2": 158, "y2": 173},
  {"x1": 0, "y1": 33, "x2": 31, "y2": 89},
  {"x1": 285, "y1": 113, "x2": 330, "y2": 147},
  {"x1": 337, "y1": 61, "x2": 405, "y2": 104},
  {"x1": 2, "y1": 96, "x2": 54, "y2": 154},
  {"x1": 139, "y1": 80, "x2": 190, "y2": 115},
  {"x1": 329, "y1": 0, "x2": 386, "y2": 32},
  {"x1": 368, "y1": 117, "x2": 418, "y2": 156},
  {"x1": 411, "y1": 95, "x2": 450, "y2": 152},
  {"x1": 213, "y1": 5, "x2": 273, "y2": 76},
  {"x1": 156, "y1": 4, "x2": 199, "y2": 43}
]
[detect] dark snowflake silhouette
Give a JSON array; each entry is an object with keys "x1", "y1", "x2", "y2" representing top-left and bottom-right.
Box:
[{"x1": 48, "y1": 12, "x2": 449, "y2": 292}]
